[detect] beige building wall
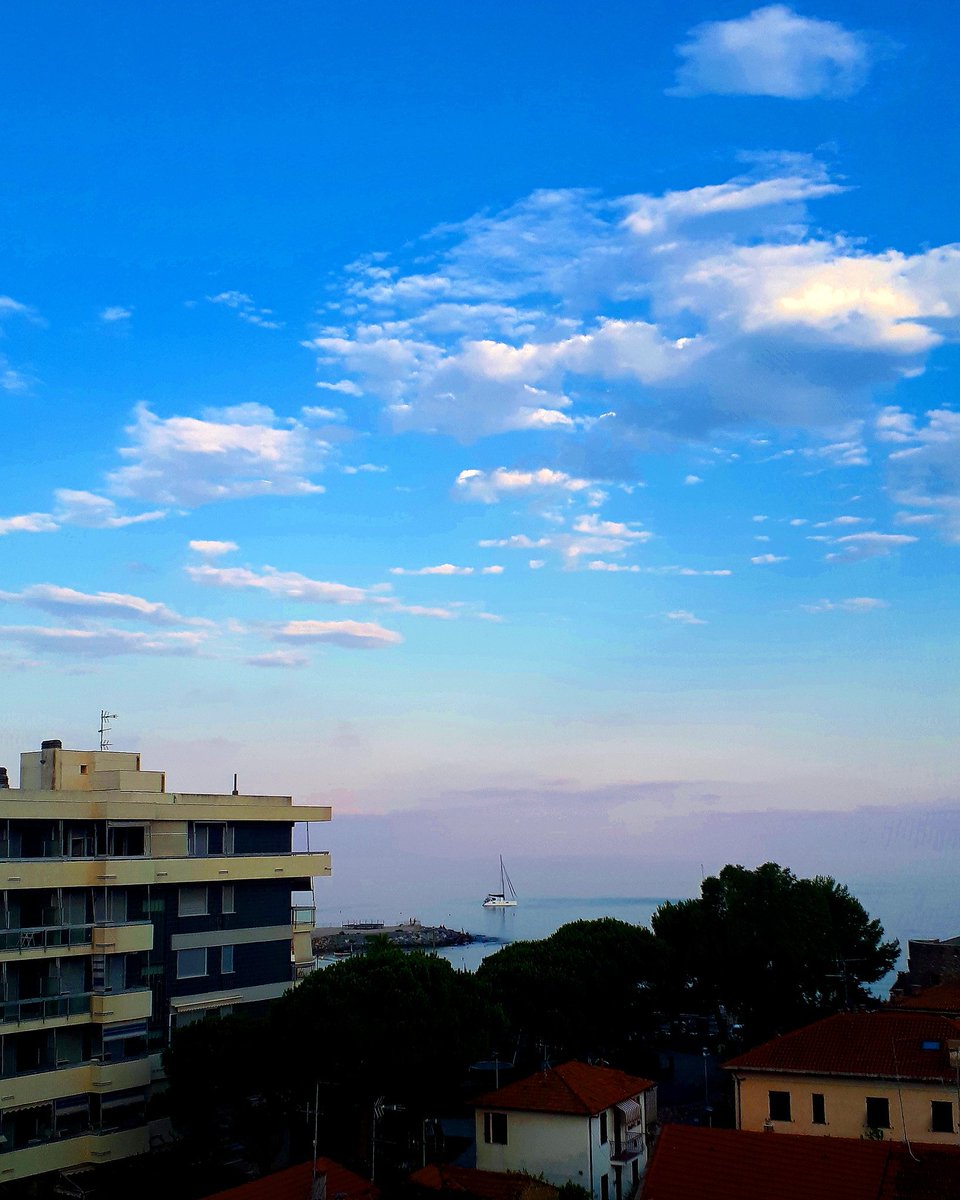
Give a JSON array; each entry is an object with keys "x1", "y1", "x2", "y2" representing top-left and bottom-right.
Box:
[{"x1": 735, "y1": 1070, "x2": 960, "y2": 1145}]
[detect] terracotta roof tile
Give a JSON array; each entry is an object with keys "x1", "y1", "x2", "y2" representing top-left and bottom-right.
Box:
[
  {"x1": 474, "y1": 1061, "x2": 654, "y2": 1116},
  {"x1": 410, "y1": 1164, "x2": 557, "y2": 1200},
  {"x1": 723, "y1": 1011, "x2": 960, "y2": 1083},
  {"x1": 201, "y1": 1157, "x2": 379, "y2": 1200},
  {"x1": 889, "y1": 982, "x2": 960, "y2": 1014},
  {"x1": 641, "y1": 1126, "x2": 960, "y2": 1200}
]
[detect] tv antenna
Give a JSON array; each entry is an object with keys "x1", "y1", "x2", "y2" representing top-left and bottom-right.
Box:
[{"x1": 99, "y1": 710, "x2": 118, "y2": 751}]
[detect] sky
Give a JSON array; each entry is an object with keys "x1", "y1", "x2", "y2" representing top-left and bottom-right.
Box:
[{"x1": 1, "y1": 2, "x2": 957, "y2": 932}]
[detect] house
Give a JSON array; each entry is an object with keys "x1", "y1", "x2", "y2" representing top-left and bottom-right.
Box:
[
  {"x1": 201, "y1": 1156, "x2": 378, "y2": 1200},
  {"x1": 0, "y1": 739, "x2": 330, "y2": 1185},
  {"x1": 473, "y1": 1060, "x2": 656, "y2": 1200},
  {"x1": 723, "y1": 1010, "x2": 960, "y2": 1144},
  {"x1": 888, "y1": 980, "x2": 960, "y2": 1018},
  {"x1": 410, "y1": 1162, "x2": 558, "y2": 1200},
  {"x1": 640, "y1": 1124, "x2": 960, "y2": 1200},
  {"x1": 892, "y1": 934, "x2": 960, "y2": 991}
]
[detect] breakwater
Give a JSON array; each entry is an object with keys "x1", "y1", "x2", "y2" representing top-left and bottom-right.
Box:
[{"x1": 312, "y1": 918, "x2": 494, "y2": 958}]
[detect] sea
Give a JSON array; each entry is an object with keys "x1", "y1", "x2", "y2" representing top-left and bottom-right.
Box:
[{"x1": 314, "y1": 895, "x2": 670, "y2": 973}]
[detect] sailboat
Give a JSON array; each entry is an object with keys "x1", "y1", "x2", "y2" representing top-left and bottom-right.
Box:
[{"x1": 482, "y1": 855, "x2": 518, "y2": 907}]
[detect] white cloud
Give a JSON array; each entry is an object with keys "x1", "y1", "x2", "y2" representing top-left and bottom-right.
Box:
[
  {"x1": 206, "y1": 291, "x2": 283, "y2": 329},
  {"x1": 588, "y1": 561, "x2": 732, "y2": 576},
  {"x1": 752, "y1": 515, "x2": 768, "y2": 522},
  {"x1": 187, "y1": 564, "x2": 369, "y2": 604},
  {"x1": 825, "y1": 532, "x2": 918, "y2": 562},
  {"x1": 0, "y1": 625, "x2": 205, "y2": 658},
  {"x1": 665, "y1": 609, "x2": 707, "y2": 625},
  {"x1": 389, "y1": 563, "x2": 474, "y2": 576},
  {"x1": 813, "y1": 515, "x2": 868, "y2": 528},
  {"x1": 801, "y1": 597, "x2": 888, "y2": 613},
  {"x1": 307, "y1": 163, "x2": 960, "y2": 450},
  {"x1": 528, "y1": 559, "x2": 546, "y2": 570},
  {"x1": 455, "y1": 467, "x2": 596, "y2": 503},
  {"x1": 751, "y1": 553, "x2": 789, "y2": 564},
  {"x1": 189, "y1": 540, "x2": 239, "y2": 558},
  {"x1": 301, "y1": 405, "x2": 348, "y2": 423},
  {"x1": 684, "y1": 474, "x2": 703, "y2": 485},
  {"x1": 571, "y1": 514, "x2": 651, "y2": 541},
  {"x1": 481, "y1": 565, "x2": 504, "y2": 575},
  {"x1": 479, "y1": 534, "x2": 551, "y2": 549},
  {"x1": 108, "y1": 403, "x2": 329, "y2": 507},
  {"x1": 0, "y1": 584, "x2": 208, "y2": 627},
  {"x1": 670, "y1": 5, "x2": 875, "y2": 99},
  {"x1": 315, "y1": 380, "x2": 363, "y2": 396},
  {"x1": 886, "y1": 408, "x2": 960, "y2": 543},
  {"x1": 272, "y1": 619, "x2": 402, "y2": 649},
  {"x1": 53, "y1": 490, "x2": 165, "y2": 529},
  {"x1": 0, "y1": 512, "x2": 59, "y2": 536},
  {"x1": 246, "y1": 650, "x2": 310, "y2": 669},
  {"x1": 100, "y1": 306, "x2": 132, "y2": 322}
]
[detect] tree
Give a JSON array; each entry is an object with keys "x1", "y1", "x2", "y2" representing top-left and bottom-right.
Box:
[
  {"x1": 477, "y1": 918, "x2": 665, "y2": 1070},
  {"x1": 651, "y1": 863, "x2": 899, "y2": 1043}
]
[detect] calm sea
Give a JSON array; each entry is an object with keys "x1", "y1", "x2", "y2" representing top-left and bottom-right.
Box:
[{"x1": 314, "y1": 895, "x2": 671, "y2": 973}]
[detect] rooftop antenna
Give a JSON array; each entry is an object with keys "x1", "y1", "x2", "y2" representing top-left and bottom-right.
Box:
[{"x1": 98, "y1": 710, "x2": 118, "y2": 752}]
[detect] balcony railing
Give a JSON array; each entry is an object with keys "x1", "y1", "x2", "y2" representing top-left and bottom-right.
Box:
[
  {"x1": 291, "y1": 905, "x2": 316, "y2": 930},
  {"x1": 0, "y1": 925, "x2": 93, "y2": 953},
  {"x1": 610, "y1": 1134, "x2": 645, "y2": 1164},
  {"x1": 0, "y1": 992, "x2": 92, "y2": 1026}
]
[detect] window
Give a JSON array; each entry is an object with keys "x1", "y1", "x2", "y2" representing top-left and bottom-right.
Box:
[
  {"x1": 176, "y1": 948, "x2": 207, "y2": 979},
  {"x1": 190, "y1": 823, "x2": 233, "y2": 856},
  {"x1": 221, "y1": 945, "x2": 235, "y2": 974},
  {"x1": 811, "y1": 1093, "x2": 826, "y2": 1125},
  {"x1": 178, "y1": 886, "x2": 208, "y2": 917},
  {"x1": 931, "y1": 1101, "x2": 954, "y2": 1133},
  {"x1": 865, "y1": 1097, "x2": 890, "y2": 1130},
  {"x1": 600, "y1": 1175, "x2": 609, "y2": 1200},
  {"x1": 79, "y1": 764, "x2": 88, "y2": 776},
  {"x1": 107, "y1": 825, "x2": 145, "y2": 856},
  {"x1": 768, "y1": 1091, "x2": 792, "y2": 1122},
  {"x1": 599, "y1": 1111, "x2": 608, "y2": 1144},
  {"x1": 483, "y1": 1112, "x2": 508, "y2": 1145},
  {"x1": 221, "y1": 884, "x2": 235, "y2": 915}
]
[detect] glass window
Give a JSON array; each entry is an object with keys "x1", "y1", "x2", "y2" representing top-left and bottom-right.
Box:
[
  {"x1": 176, "y1": 948, "x2": 207, "y2": 979},
  {"x1": 483, "y1": 1112, "x2": 508, "y2": 1144},
  {"x1": 768, "y1": 1091, "x2": 791, "y2": 1122},
  {"x1": 811, "y1": 1093, "x2": 826, "y2": 1125},
  {"x1": 931, "y1": 1101, "x2": 954, "y2": 1133},
  {"x1": 599, "y1": 1111, "x2": 607, "y2": 1144},
  {"x1": 865, "y1": 1097, "x2": 890, "y2": 1129},
  {"x1": 178, "y1": 886, "x2": 208, "y2": 917},
  {"x1": 221, "y1": 884, "x2": 235, "y2": 915},
  {"x1": 221, "y1": 945, "x2": 235, "y2": 974},
  {"x1": 600, "y1": 1175, "x2": 608, "y2": 1200}
]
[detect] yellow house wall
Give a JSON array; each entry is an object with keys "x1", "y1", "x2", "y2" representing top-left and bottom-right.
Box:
[
  {"x1": 736, "y1": 1071, "x2": 960, "y2": 1145},
  {"x1": 0, "y1": 1125, "x2": 150, "y2": 1182},
  {"x1": 0, "y1": 850, "x2": 331, "y2": 890}
]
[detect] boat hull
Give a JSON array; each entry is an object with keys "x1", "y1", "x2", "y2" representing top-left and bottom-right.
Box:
[{"x1": 482, "y1": 895, "x2": 518, "y2": 908}]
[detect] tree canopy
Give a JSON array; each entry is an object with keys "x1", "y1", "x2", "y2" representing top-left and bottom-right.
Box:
[{"x1": 651, "y1": 862, "x2": 900, "y2": 1042}]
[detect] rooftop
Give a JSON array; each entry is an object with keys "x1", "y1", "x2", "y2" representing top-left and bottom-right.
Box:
[
  {"x1": 640, "y1": 1125, "x2": 960, "y2": 1200},
  {"x1": 723, "y1": 1011, "x2": 960, "y2": 1083},
  {"x1": 410, "y1": 1164, "x2": 557, "y2": 1200},
  {"x1": 474, "y1": 1060, "x2": 654, "y2": 1116},
  {"x1": 200, "y1": 1158, "x2": 378, "y2": 1200},
  {"x1": 889, "y1": 982, "x2": 960, "y2": 1015}
]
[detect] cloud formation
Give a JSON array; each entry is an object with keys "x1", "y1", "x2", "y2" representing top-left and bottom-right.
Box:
[
  {"x1": 0, "y1": 625, "x2": 205, "y2": 658},
  {"x1": 187, "y1": 564, "x2": 369, "y2": 605},
  {"x1": 0, "y1": 584, "x2": 207, "y2": 627},
  {"x1": 108, "y1": 403, "x2": 329, "y2": 507},
  {"x1": 189, "y1": 540, "x2": 239, "y2": 558},
  {"x1": 670, "y1": 6, "x2": 875, "y2": 99},
  {"x1": 272, "y1": 619, "x2": 402, "y2": 649},
  {"x1": 206, "y1": 291, "x2": 283, "y2": 329}
]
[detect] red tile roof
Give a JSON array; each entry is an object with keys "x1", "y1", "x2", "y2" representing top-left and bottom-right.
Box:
[
  {"x1": 473, "y1": 1061, "x2": 654, "y2": 1116},
  {"x1": 889, "y1": 982, "x2": 960, "y2": 1014},
  {"x1": 641, "y1": 1126, "x2": 960, "y2": 1200},
  {"x1": 410, "y1": 1164, "x2": 557, "y2": 1200},
  {"x1": 201, "y1": 1158, "x2": 379, "y2": 1200},
  {"x1": 723, "y1": 1011, "x2": 960, "y2": 1083}
]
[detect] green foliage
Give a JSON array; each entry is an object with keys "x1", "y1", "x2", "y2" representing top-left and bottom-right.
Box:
[
  {"x1": 652, "y1": 862, "x2": 900, "y2": 1042},
  {"x1": 477, "y1": 918, "x2": 664, "y2": 1067}
]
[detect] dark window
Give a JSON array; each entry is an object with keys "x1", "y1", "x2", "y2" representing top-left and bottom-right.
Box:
[
  {"x1": 221, "y1": 945, "x2": 235, "y2": 974},
  {"x1": 865, "y1": 1097, "x2": 890, "y2": 1129},
  {"x1": 107, "y1": 826, "x2": 145, "y2": 856},
  {"x1": 176, "y1": 948, "x2": 207, "y2": 979},
  {"x1": 768, "y1": 1091, "x2": 791, "y2": 1122},
  {"x1": 483, "y1": 1112, "x2": 507, "y2": 1145},
  {"x1": 600, "y1": 1175, "x2": 608, "y2": 1200},
  {"x1": 811, "y1": 1093, "x2": 826, "y2": 1125},
  {"x1": 178, "y1": 886, "x2": 208, "y2": 917},
  {"x1": 599, "y1": 1111, "x2": 608, "y2": 1144},
  {"x1": 931, "y1": 1101, "x2": 954, "y2": 1133}
]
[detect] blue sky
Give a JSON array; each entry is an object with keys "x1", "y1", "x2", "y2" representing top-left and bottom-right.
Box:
[{"x1": 1, "y1": 3, "x2": 958, "y2": 921}]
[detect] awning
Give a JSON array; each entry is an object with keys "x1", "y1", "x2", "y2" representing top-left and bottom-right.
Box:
[
  {"x1": 615, "y1": 1099, "x2": 643, "y2": 1127},
  {"x1": 170, "y1": 994, "x2": 241, "y2": 1015}
]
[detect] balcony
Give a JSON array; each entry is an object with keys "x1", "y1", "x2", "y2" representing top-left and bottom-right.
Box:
[
  {"x1": 0, "y1": 1056, "x2": 151, "y2": 1109},
  {"x1": 0, "y1": 920, "x2": 153, "y2": 963},
  {"x1": 610, "y1": 1134, "x2": 645, "y2": 1165},
  {"x1": 0, "y1": 851, "x2": 331, "y2": 890},
  {"x1": 292, "y1": 904, "x2": 316, "y2": 933},
  {"x1": 0, "y1": 1124, "x2": 151, "y2": 1182},
  {"x1": 0, "y1": 987, "x2": 152, "y2": 1034}
]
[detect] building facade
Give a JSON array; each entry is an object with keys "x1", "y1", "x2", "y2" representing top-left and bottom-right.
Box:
[
  {"x1": 724, "y1": 1010, "x2": 960, "y2": 1146},
  {"x1": 0, "y1": 740, "x2": 330, "y2": 1184},
  {"x1": 474, "y1": 1061, "x2": 656, "y2": 1200}
]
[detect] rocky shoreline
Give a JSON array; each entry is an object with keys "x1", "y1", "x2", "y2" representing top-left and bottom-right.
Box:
[{"x1": 312, "y1": 918, "x2": 496, "y2": 957}]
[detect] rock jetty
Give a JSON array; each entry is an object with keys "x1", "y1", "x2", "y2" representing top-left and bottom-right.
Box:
[{"x1": 312, "y1": 918, "x2": 486, "y2": 958}]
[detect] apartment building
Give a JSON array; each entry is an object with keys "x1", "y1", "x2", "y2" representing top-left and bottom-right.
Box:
[{"x1": 0, "y1": 739, "x2": 330, "y2": 1185}]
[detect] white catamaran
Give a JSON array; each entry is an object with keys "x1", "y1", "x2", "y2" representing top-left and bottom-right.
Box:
[{"x1": 482, "y1": 855, "x2": 518, "y2": 907}]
